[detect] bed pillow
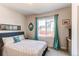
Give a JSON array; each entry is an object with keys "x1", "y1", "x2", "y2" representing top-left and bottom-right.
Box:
[
  {"x1": 2, "y1": 37, "x2": 14, "y2": 44},
  {"x1": 13, "y1": 36, "x2": 20, "y2": 43},
  {"x1": 19, "y1": 35, "x2": 25, "y2": 40}
]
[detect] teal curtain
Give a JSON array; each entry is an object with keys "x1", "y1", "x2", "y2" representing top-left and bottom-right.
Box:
[
  {"x1": 53, "y1": 14, "x2": 60, "y2": 49},
  {"x1": 35, "y1": 17, "x2": 38, "y2": 40}
]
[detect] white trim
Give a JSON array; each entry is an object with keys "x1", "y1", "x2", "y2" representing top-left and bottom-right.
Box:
[{"x1": 72, "y1": 3, "x2": 78, "y2": 56}]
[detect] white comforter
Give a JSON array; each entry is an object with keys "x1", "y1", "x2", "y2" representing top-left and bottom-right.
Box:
[{"x1": 3, "y1": 39, "x2": 47, "y2": 56}]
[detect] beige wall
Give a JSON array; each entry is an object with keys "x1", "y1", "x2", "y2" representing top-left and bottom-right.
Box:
[
  {"x1": 26, "y1": 7, "x2": 71, "y2": 48},
  {"x1": 0, "y1": 6, "x2": 27, "y2": 37}
]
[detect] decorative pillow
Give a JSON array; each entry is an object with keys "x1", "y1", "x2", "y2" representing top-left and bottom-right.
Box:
[
  {"x1": 13, "y1": 36, "x2": 20, "y2": 43},
  {"x1": 19, "y1": 35, "x2": 25, "y2": 40},
  {"x1": 2, "y1": 37, "x2": 14, "y2": 44}
]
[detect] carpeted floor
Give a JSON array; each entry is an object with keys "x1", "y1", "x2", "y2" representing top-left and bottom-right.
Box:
[{"x1": 45, "y1": 48, "x2": 69, "y2": 56}]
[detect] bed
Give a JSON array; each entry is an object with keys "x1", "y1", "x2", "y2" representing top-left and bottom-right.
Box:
[{"x1": 0, "y1": 32, "x2": 48, "y2": 56}]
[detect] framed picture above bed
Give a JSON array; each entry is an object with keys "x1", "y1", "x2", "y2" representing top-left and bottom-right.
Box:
[
  {"x1": 17, "y1": 26, "x2": 21, "y2": 30},
  {"x1": 0, "y1": 24, "x2": 21, "y2": 31},
  {"x1": 0, "y1": 24, "x2": 6, "y2": 30}
]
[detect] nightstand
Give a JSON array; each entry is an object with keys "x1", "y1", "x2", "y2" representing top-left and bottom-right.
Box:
[
  {"x1": 0, "y1": 38, "x2": 4, "y2": 56},
  {"x1": 25, "y1": 38, "x2": 29, "y2": 39}
]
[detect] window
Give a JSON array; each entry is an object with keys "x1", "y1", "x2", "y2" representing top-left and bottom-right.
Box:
[{"x1": 38, "y1": 17, "x2": 54, "y2": 38}]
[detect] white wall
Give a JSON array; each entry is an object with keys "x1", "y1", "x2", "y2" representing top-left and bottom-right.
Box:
[
  {"x1": 0, "y1": 6, "x2": 27, "y2": 37},
  {"x1": 77, "y1": 6, "x2": 79, "y2": 56},
  {"x1": 26, "y1": 7, "x2": 71, "y2": 48},
  {"x1": 72, "y1": 4, "x2": 77, "y2": 56}
]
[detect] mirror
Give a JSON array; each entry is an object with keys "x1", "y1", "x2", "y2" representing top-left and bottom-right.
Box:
[{"x1": 28, "y1": 23, "x2": 34, "y2": 31}]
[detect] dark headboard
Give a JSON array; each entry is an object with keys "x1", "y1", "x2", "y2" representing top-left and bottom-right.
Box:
[
  {"x1": 0, "y1": 32, "x2": 24, "y2": 38},
  {"x1": 0, "y1": 32, "x2": 24, "y2": 56}
]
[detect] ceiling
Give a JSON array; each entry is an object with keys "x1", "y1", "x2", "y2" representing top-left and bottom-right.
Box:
[{"x1": 0, "y1": 3, "x2": 71, "y2": 16}]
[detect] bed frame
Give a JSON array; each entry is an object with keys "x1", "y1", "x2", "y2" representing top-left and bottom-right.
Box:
[{"x1": 0, "y1": 31, "x2": 48, "y2": 56}]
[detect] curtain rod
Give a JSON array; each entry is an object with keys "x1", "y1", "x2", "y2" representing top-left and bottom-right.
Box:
[{"x1": 36, "y1": 14, "x2": 59, "y2": 18}]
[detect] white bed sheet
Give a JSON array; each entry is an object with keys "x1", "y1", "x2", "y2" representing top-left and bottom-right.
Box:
[{"x1": 3, "y1": 39, "x2": 47, "y2": 56}]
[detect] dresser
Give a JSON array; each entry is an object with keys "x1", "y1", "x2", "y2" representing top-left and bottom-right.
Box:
[{"x1": 66, "y1": 37, "x2": 71, "y2": 55}]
